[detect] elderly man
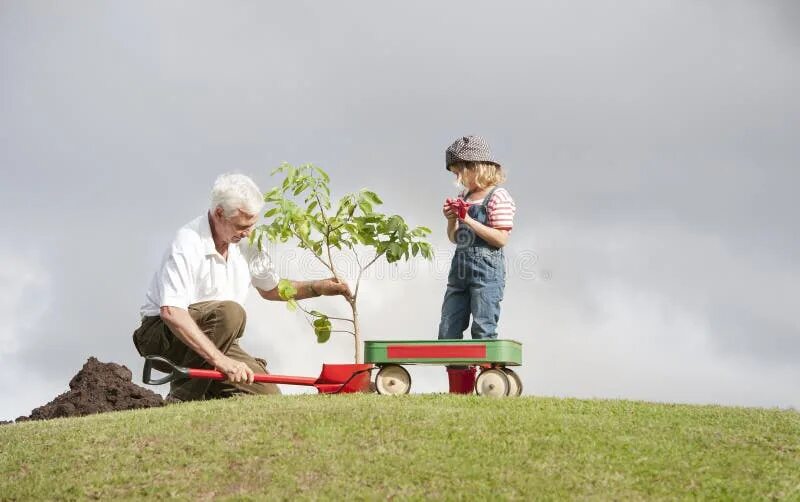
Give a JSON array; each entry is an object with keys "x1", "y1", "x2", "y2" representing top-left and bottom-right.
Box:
[{"x1": 133, "y1": 173, "x2": 350, "y2": 401}]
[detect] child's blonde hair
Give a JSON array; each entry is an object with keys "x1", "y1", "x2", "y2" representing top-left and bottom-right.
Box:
[{"x1": 450, "y1": 161, "x2": 506, "y2": 189}]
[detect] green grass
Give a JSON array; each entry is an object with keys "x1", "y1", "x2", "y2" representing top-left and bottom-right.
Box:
[{"x1": 1, "y1": 395, "x2": 798, "y2": 500}]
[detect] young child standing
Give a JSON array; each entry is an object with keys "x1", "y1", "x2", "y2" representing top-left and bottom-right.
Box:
[{"x1": 439, "y1": 135, "x2": 516, "y2": 392}]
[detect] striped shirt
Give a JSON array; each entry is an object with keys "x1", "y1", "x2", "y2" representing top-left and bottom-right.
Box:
[{"x1": 462, "y1": 187, "x2": 516, "y2": 230}]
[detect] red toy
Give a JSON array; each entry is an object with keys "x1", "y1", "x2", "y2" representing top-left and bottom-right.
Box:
[
  {"x1": 446, "y1": 198, "x2": 472, "y2": 219},
  {"x1": 143, "y1": 356, "x2": 373, "y2": 394}
]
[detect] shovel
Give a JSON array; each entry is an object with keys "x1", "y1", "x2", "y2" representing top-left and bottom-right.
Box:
[{"x1": 142, "y1": 355, "x2": 373, "y2": 394}]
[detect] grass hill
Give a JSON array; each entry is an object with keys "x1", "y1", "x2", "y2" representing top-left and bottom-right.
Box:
[{"x1": 1, "y1": 394, "x2": 798, "y2": 500}]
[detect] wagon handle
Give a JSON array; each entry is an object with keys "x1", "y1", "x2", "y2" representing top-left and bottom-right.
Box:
[{"x1": 142, "y1": 356, "x2": 189, "y2": 385}]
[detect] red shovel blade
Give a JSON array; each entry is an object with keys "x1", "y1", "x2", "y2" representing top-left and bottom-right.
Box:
[{"x1": 317, "y1": 363, "x2": 373, "y2": 393}]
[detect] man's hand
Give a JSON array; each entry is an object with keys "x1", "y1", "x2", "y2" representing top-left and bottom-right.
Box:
[
  {"x1": 316, "y1": 277, "x2": 352, "y2": 299},
  {"x1": 213, "y1": 355, "x2": 255, "y2": 384}
]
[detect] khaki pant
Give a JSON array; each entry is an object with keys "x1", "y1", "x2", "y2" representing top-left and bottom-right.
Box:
[{"x1": 132, "y1": 300, "x2": 280, "y2": 400}]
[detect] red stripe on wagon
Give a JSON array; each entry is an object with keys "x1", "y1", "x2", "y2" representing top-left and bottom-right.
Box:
[{"x1": 387, "y1": 345, "x2": 487, "y2": 359}]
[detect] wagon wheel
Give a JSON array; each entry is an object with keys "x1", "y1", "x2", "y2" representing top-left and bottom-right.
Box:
[
  {"x1": 503, "y1": 368, "x2": 523, "y2": 396},
  {"x1": 375, "y1": 364, "x2": 411, "y2": 395},
  {"x1": 475, "y1": 368, "x2": 510, "y2": 397}
]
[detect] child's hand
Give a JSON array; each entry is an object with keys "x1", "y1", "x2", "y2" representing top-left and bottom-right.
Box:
[
  {"x1": 446, "y1": 198, "x2": 471, "y2": 220},
  {"x1": 443, "y1": 199, "x2": 458, "y2": 220}
]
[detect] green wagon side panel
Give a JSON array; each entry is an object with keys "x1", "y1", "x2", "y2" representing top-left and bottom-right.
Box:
[{"x1": 363, "y1": 339, "x2": 522, "y2": 366}]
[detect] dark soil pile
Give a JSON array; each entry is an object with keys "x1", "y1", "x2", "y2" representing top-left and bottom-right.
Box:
[{"x1": 15, "y1": 357, "x2": 163, "y2": 422}]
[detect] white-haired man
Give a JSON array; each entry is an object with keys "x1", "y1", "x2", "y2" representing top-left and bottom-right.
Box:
[{"x1": 133, "y1": 173, "x2": 350, "y2": 401}]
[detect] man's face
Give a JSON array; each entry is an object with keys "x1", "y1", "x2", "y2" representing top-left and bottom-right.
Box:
[{"x1": 214, "y1": 207, "x2": 258, "y2": 244}]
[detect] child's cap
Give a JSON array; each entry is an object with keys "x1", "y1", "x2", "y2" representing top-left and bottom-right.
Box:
[{"x1": 445, "y1": 135, "x2": 500, "y2": 171}]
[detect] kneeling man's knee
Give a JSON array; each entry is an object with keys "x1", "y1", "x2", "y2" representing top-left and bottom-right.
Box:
[{"x1": 215, "y1": 300, "x2": 246, "y2": 332}]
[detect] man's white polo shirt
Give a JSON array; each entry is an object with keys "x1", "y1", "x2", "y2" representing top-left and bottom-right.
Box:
[{"x1": 140, "y1": 213, "x2": 280, "y2": 317}]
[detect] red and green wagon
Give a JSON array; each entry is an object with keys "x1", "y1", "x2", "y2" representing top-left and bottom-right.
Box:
[{"x1": 365, "y1": 339, "x2": 523, "y2": 397}]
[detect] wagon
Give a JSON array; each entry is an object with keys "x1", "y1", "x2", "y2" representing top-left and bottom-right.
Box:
[{"x1": 364, "y1": 339, "x2": 523, "y2": 397}]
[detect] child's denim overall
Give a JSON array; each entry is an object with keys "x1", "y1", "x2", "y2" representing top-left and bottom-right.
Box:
[{"x1": 438, "y1": 187, "x2": 506, "y2": 340}]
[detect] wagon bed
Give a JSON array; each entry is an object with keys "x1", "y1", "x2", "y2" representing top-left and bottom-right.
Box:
[{"x1": 364, "y1": 339, "x2": 522, "y2": 366}]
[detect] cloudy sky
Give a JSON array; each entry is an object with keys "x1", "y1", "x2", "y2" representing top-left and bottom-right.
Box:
[{"x1": 2, "y1": 1, "x2": 798, "y2": 420}]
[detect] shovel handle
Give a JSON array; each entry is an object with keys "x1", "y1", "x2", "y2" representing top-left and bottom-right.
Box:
[
  {"x1": 188, "y1": 368, "x2": 318, "y2": 386},
  {"x1": 142, "y1": 356, "x2": 189, "y2": 385},
  {"x1": 142, "y1": 356, "x2": 319, "y2": 387}
]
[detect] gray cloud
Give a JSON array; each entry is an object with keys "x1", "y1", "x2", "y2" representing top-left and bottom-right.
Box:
[{"x1": 1, "y1": 1, "x2": 799, "y2": 419}]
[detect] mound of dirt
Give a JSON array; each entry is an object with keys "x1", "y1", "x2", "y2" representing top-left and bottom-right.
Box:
[{"x1": 15, "y1": 357, "x2": 164, "y2": 422}]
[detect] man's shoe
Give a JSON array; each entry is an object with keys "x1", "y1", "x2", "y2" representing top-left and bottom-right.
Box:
[{"x1": 164, "y1": 393, "x2": 184, "y2": 405}]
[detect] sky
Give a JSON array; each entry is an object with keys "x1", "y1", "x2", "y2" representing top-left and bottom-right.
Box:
[{"x1": 1, "y1": 1, "x2": 798, "y2": 420}]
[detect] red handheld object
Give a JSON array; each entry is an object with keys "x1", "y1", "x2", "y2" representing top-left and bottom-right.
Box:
[
  {"x1": 446, "y1": 198, "x2": 471, "y2": 219},
  {"x1": 188, "y1": 368, "x2": 318, "y2": 386},
  {"x1": 143, "y1": 356, "x2": 373, "y2": 394}
]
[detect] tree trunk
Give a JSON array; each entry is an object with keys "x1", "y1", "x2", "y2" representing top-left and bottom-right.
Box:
[{"x1": 351, "y1": 301, "x2": 362, "y2": 363}]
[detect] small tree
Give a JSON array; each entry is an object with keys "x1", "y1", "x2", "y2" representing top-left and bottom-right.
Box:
[{"x1": 251, "y1": 163, "x2": 434, "y2": 363}]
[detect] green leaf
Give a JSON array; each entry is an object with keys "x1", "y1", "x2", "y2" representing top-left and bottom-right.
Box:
[
  {"x1": 362, "y1": 190, "x2": 383, "y2": 205},
  {"x1": 386, "y1": 216, "x2": 402, "y2": 232},
  {"x1": 278, "y1": 279, "x2": 297, "y2": 301},
  {"x1": 314, "y1": 166, "x2": 330, "y2": 183},
  {"x1": 420, "y1": 243, "x2": 433, "y2": 260},
  {"x1": 358, "y1": 200, "x2": 373, "y2": 215},
  {"x1": 298, "y1": 221, "x2": 311, "y2": 241},
  {"x1": 313, "y1": 316, "x2": 332, "y2": 343}
]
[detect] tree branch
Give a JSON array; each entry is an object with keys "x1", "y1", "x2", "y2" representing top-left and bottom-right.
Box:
[
  {"x1": 354, "y1": 251, "x2": 385, "y2": 301},
  {"x1": 313, "y1": 192, "x2": 346, "y2": 287},
  {"x1": 295, "y1": 299, "x2": 355, "y2": 325},
  {"x1": 290, "y1": 229, "x2": 336, "y2": 276},
  {"x1": 315, "y1": 193, "x2": 330, "y2": 227}
]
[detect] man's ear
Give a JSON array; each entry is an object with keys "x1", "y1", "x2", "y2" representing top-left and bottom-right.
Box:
[{"x1": 213, "y1": 206, "x2": 224, "y2": 219}]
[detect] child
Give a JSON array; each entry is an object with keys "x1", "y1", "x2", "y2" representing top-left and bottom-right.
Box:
[{"x1": 439, "y1": 135, "x2": 516, "y2": 392}]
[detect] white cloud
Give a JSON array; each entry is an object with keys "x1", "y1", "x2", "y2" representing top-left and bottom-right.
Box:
[
  {"x1": 0, "y1": 252, "x2": 56, "y2": 419},
  {"x1": 1, "y1": 1, "x2": 798, "y2": 415},
  {"x1": 0, "y1": 252, "x2": 50, "y2": 356},
  {"x1": 509, "y1": 217, "x2": 800, "y2": 408}
]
